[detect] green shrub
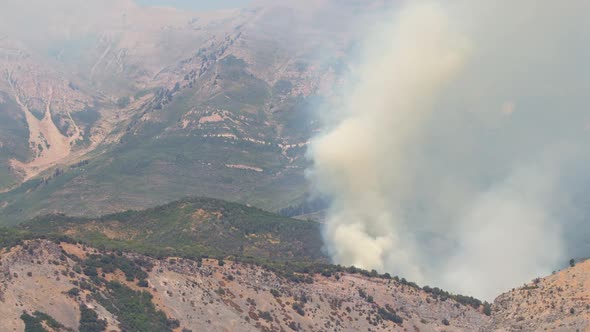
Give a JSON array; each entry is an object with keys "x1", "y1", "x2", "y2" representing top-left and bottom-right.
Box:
[
  {"x1": 79, "y1": 305, "x2": 107, "y2": 332},
  {"x1": 20, "y1": 313, "x2": 46, "y2": 332},
  {"x1": 21, "y1": 311, "x2": 66, "y2": 332},
  {"x1": 483, "y1": 302, "x2": 492, "y2": 316},
  {"x1": 97, "y1": 281, "x2": 172, "y2": 332},
  {"x1": 258, "y1": 311, "x2": 273, "y2": 322},
  {"x1": 377, "y1": 307, "x2": 403, "y2": 324},
  {"x1": 292, "y1": 302, "x2": 305, "y2": 316},
  {"x1": 67, "y1": 287, "x2": 80, "y2": 297}
]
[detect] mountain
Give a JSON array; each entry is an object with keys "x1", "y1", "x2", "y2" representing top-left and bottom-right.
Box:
[
  {"x1": 0, "y1": 197, "x2": 493, "y2": 331},
  {"x1": 0, "y1": 239, "x2": 490, "y2": 332},
  {"x1": 0, "y1": 195, "x2": 588, "y2": 331},
  {"x1": 0, "y1": 0, "x2": 378, "y2": 223},
  {"x1": 1, "y1": 237, "x2": 589, "y2": 331},
  {"x1": 490, "y1": 259, "x2": 590, "y2": 331},
  {"x1": 20, "y1": 197, "x2": 325, "y2": 263}
]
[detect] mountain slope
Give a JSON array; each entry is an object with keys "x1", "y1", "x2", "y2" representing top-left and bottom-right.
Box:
[
  {"x1": 488, "y1": 259, "x2": 590, "y2": 331},
  {"x1": 0, "y1": 239, "x2": 490, "y2": 332},
  {"x1": 0, "y1": 0, "x2": 380, "y2": 222},
  {"x1": 2, "y1": 239, "x2": 589, "y2": 331},
  {"x1": 20, "y1": 197, "x2": 325, "y2": 263},
  {"x1": 0, "y1": 91, "x2": 30, "y2": 188}
]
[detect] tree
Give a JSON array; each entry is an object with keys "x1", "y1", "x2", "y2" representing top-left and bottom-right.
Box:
[
  {"x1": 292, "y1": 302, "x2": 305, "y2": 316},
  {"x1": 67, "y1": 287, "x2": 80, "y2": 297},
  {"x1": 483, "y1": 302, "x2": 492, "y2": 316},
  {"x1": 79, "y1": 305, "x2": 107, "y2": 332},
  {"x1": 258, "y1": 311, "x2": 273, "y2": 322}
]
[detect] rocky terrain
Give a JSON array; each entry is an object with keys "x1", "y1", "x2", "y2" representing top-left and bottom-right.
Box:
[
  {"x1": 1, "y1": 195, "x2": 589, "y2": 332},
  {"x1": 490, "y1": 259, "x2": 590, "y2": 331},
  {"x1": 1, "y1": 239, "x2": 490, "y2": 332},
  {"x1": 1, "y1": 239, "x2": 589, "y2": 332}
]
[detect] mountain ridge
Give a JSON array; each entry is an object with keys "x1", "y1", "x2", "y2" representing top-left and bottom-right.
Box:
[
  {"x1": 0, "y1": 194, "x2": 588, "y2": 331},
  {"x1": 0, "y1": 0, "x2": 379, "y2": 222},
  {"x1": 0, "y1": 238, "x2": 588, "y2": 331}
]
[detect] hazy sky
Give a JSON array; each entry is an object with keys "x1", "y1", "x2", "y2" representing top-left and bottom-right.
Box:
[{"x1": 136, "y1": 0, "x2": 251, "y2": 10}]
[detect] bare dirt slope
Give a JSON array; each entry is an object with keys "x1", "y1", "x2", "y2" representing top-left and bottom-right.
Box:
[
  {"x1": 7, "y1": 85, "x2": 78, "y2": 180},
  {"x1": 4, "y1": 239, "x2": 590, "y2": 331},
  {"x1": 488, "y1": 259, "x2": 590, "y2": 331},
  {"x1": 0, "y1": 240, "x2": 491, "y2": 332}
]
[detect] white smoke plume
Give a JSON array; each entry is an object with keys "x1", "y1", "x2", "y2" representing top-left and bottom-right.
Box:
[{"x1": 308, "y1": 0, "x2": 590, "y2": 300}]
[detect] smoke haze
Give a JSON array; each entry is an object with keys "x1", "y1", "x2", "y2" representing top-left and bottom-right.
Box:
[{"x1": 308, "y1": 0, "x2": 590, "y2": 300}]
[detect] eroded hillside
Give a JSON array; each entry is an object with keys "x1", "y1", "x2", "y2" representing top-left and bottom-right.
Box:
[
  {"x1": 0, "y1": 239, "x2": 490, "y2": 332},
  {"x1": 0, "y1": 0, "x2": 384, "y2": 222},
  {"x1": 2, "y1": 238, "x2": 590, "y2": 332}
]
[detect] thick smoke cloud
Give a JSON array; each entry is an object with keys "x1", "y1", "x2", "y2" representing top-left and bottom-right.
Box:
[{"x1": 308, "y1": 0, "x2": 590, "y2": 300}]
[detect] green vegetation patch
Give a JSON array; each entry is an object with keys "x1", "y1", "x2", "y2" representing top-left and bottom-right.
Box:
[
  {"x1": 97, "y1": 281, "x2": 174, "y2": 332},
  {"x1": 0, "y1": 227, "x2": 36, "y2": 250},
  {"x1": 21, "y1": 312, "x2": 47, "y2": 332},
  {"x1": 82, "y1": 253, "x2": 151, "y2": 282},
  {"x1": 79, "y1": 305, "x2": 107, "y2": 332},
  {"x1": 21, "y1": 197, "x2": 325, "y2": 262},
  {"x1": 21, "y1": 311, "x2": 70, "y2": 332}
]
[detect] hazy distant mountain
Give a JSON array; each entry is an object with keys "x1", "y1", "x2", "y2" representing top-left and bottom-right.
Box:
[{"x1": 0, "y1": 0, "x2": 381, "y2": 222}]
